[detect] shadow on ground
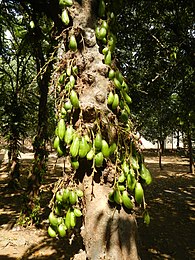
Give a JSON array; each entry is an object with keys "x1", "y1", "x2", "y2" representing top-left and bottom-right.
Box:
[{"x1": 138, "y1": 153, "x2": 195, "y2": 260}]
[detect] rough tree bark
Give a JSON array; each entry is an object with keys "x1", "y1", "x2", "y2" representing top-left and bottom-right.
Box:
[{"x1": 52, "y1": 0, "x2": 140, "y2": 259}]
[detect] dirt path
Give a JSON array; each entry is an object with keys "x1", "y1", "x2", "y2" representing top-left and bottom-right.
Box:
[
  {"x1": 138, "y1": 152, "x2": 195, "y2": 260},
  {"x1": 0, "y1": 151, "x2": 194, "y2": 259}
]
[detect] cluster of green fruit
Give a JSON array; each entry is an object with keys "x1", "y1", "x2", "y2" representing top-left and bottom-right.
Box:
[
  {"x1": 48, "y1": 188, "x2": 83, "y2": 238},
  {"x1": 59, "y1": 0, "x2": 73, "y2": 26},
  {"x1": 54, "y1": 119, "x2": 117, "y2": 169},
  {"x1": 108, "y1": 153, "x2": 152, "y2": 215}
]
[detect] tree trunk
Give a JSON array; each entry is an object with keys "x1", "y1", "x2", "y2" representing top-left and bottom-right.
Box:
[
  {"x1": 187, "y1": 128, "x2": 194, "y2": 174},
  {"x1": 158, "y1": 140, "x2": 163, "y2": 170},
  {"x1": 52, "y1": 0, "x2": 139, "y2": 258}
]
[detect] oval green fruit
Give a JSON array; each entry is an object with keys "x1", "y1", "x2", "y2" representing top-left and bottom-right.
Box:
[
  {"x1": 58, "y1": 118, "x2": 66, "y2": 140},
  {"x1": 61, "y1": 9, "x2": 70, "y2": 25},
  {"x1": 86, "y1": 149, "x2": 95, "y2": 160},
  {"x1": 69, "y1": 190, "x2": 78, "y2": 205},
  {"x1": 99, "y1": 27, "x2": 107, "y2": 39},
  {"x1": 48, "y1": 226, "x2": 57, "y2": 238},
  {"x1": 76, "y1": 189, "x2": 83, "y2": 197},
  {"x1": 54, "y1": 136, "x2": 60, "y2": 150},
  {"x1": 109, "y1": 142, "x2": 117, "y2": 155},
  {"x1": 48, "y1": 212, "x2": 58, "y2": 227},
  {"x1": 69, "y1": 35, "x2": 77, "y2": 52},
  {"x1": 112, "y1": 94, "x2": 119, "y2": 110},
  {"x1": 56, "y1": 190, "x2": 63, "y2": 202},
  {"x1": 98, "y1": 0, "x2": 106, "y2": 17},
  {"x1": 118, "y1": 173, "x2": 126, "y2": 183},
  {"x1": 94, "y1": 133, "x2": 102, "y2": 150},
  {"x1": 58, "y1": 223, "x2": 66, "y2": 237},
  {"x1": 113, "y1": 77, "x2": 122, "y2": 90},
  {"x1": 114, "y1": 189, "x2": 122, "y2": 205},
  {"x1": 105, "y1": 50, "x2": 112, "y2": 65},
  {"x1": 120, "y1": 110, "x2": 129, "y2": 123},
  {"x1": 135, "y1": 182, "x2": 144, "y2": 204},
  {"x1": 79, "y1": 136, "x2": 88, "y2": 158},
  {"x1": 70, "y1": 136, "x2": 80, "y2": 157},
  {"x1": 122, "y1": 190, "x2": 133, "y2": 209},
  {"x1": 108, "y1": 191, "x2": 114, "y2": 203},
  {"x1": 64, "y1": 125, "x2": 74, "y2": 144},
  {"x1": 107, "y1": 91, "x2": 114, "y2": 105},
  {"x1": 65, "y1": 209, "x2": 71, "y2": 229},
  {"x1": 69, "y1": 75, "x2": 75, "y2": 87},
  {"x1": 70, "y1": 90, "x2": 79, "y2": 109},
  {"x1": 102, "y1": 47, "x2": 109, "y2": 55},
  {"x1": 64, "y1": 99, "x2": 73, "y2": 111},
  {"x1": 71, "y1": 158, "x2": 79, "y2": 170},
  {"x1": 115, "y1": 71, "x2": 123, "y2": 84},
  {"x1": 74, "y1": 208, "x2": 82, "y2": 217},
  {"x1": 144, "y1": 211, "x2": 150, "y2": 225},
  {"x1": 62, "y1": 188, "x2": 70, "y2": 204},
  {"x1": 94, "y1": 152, "x2": 104, "y2": 167},
  {"x1": 108, "y1": 69, "x2": 115, "y2": 80},
  {"x1": 140, "y1": 163, "x2": 152, "y2": 185},
  {"x1": 102, "y1": 20, "x2": 108, "y2": 30},
  {"x1": 70, "y1": 210, "x2": 76, "y2": 227},
  {"x1": 101, "y1": 140, "x2": 110, "y2": 158}
]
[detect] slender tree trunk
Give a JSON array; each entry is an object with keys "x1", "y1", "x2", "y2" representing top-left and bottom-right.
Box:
[{"x1": 187, "y1": 128, "x2": 194, "y2": 174}]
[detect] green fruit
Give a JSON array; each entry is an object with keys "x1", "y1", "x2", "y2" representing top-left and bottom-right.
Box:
[
  {"x1": 124, "y1": 103, "x2": 131, "y2": 115},
  {"x1": 102, "y1": 47, "x2": 109, "y2": 55},
  {"x1": 118, "y1": 173, "x2": 126, "y2": 183},
  {"x1": 94, "y1": 152, "x2": 104, "y2": 167},
  {"x1": 120, "y1": 110, "x2": 129, "y2": 123},
  {"x1": 69, "y1": 35, "x2": 77, "y2": 51},
  {"x1": 98, "y1": 0, "x2": 106, "y2": 17},
  {"x1": 108, "y1": 69, "x2": 115, "y2": 79},
  {"x1": 114, "y1": 189, "x2": 122, "y2": 205},
  {"x1": 94, "y1": 133, "x2": 102, "y2": 150},
  {"x1": 66, "y1": 66, "x2": 72, "y2": 76},
  {"x1": 131, "y1": 156, "x2": 139, "y2": 170},
  {"x1": 105, "y1": 50, "x2": 112, "y2": 65},
  {"x1": 30, "y1": 20, "x2": 35, "y2": 29},
  {"x1": 54, "y1": 136, "x2": 60, "y2": 150},
  {"x1": 112, "y1": 94, "x2": 119, "y2": 110},
  {"x1": 122, "y1": 80, "x2": 129, "y2": 91},
  {"x1": 108, "y1": 191, "x2": 114, "y2": 203},
  {"x1": 64, "y1": 99, "x2": 73, "y2": 111},
  {"x1": 54, "y1": 204, "x2": 62, "y2": 216},
  {"x1": 65, "y1": 81, "x2": 73, "y2": 91},
  {"x1": 58, "y1": 73, "x2": 66, "y2": 84},
  {"x1": 122, "y1": 161, "x2": 130, "y2": 175},
  {"x1": 76, "y1": 189, "x2": 83, "y2": 197},
  {"x1": 57, "y1": 142, "x2": 66, "y2": 157},
  {"x1": 69, "y1": 190, "x2": 78, "y2": 205},
  {"x1": 86, "y1": 149, "x2": 95, "y2": 160},
  {"x1": 140, "y1": 163, "x2": 152, "y2": 185},
  {"x1": 115, "y1": 71, "x2": 123, "y2": 84},
  {"x1": 70, "y1": 210, "x2": 76, "y2": 227},
  {"x1": 72, "y1": 65, "x2": 78, "y2": 75},
  {"x1": 70, "y1": 90, "x2": 79, "y2": 108},
  {"x1": 127, "y1": 171, "x2": 136, "y2": 191},
  {"x1": 62, "y1": 188, "x2": 70, "y2": 203},
  {"x1": 64, "y1": 125, "x2": 74, "y2": 144},
  {"x1": 107, "y1": 91, "x2": 114, "y2": 105},
  {"x1": 69, "y1": 75, "x2": 76, "y2": 87},
  {"x1": 48, "y1": 226, "x2": 57, "y2": 238},
  {"x1": 56, "y1": 190, "x2": 63, "y2": 202},
  {"x1": 109, "y1": 142, "x2": 117, "y2": 155},
  {"x1": 95, "y1": 26, "x2": 101, "y2": 39},
  {"x1": 144, "y1": 211, "x2": 150, "y2": 225},
  {"x1": 123, "y1": 92, "x2": 132, "y2": 104},
  {"x1": 108, "y1": 34, "x2": 116, "y2": 52},
  {"x1": 101, "y1": 140, "x2": 110, "y2": 158},
  {"x1": 74, "y1": 208, "x2": 82, "y2": 217},
  {"x1": 79, "y1": 136, "x2": 88, "y2": 158},
  {"x1": 101, "y1": 20, "x2": 108, "y2": 30},
  {"x1": 57, "y1": 216, "x2": 63, "y2": 225},
  {"x1": 135, "y1": 182, "x2": 144, "y2": 204},
  {"x1": 113, "y1": 77, "x2": 122, "y2": 90},
  {"x1": 48, "y1": 212, "x2": 58, "y2": 227},
  {"x1": 58, "y1": 118, "x2": 66, "y2": 140},
  {"x1": 65, "y1": 209, "x2": 71, "y2": 229},
  {"x1": 59, "y1": 0, "x2": 73, "y2": 7},
  {"x1": 99, "y1": 27, "x2": 107, "y2": 39},
  {"x1": 71, "y1": 158, "x2": 79, "y2": 170},
  {"x1": 61, "y1": 9, "x2": 70, "y2": 25},
  {"x1": 118, "y1": 185, "x2": 126, "y2": 191},
  {"x1": 58, "y1": 223, "x2": 66, "y2": 237},
  {"x1": 122, "y1": 191, "x2": 133, "y2": 209},
  {"x1": 70, "y1": 136, "x2": 80, "y2": 157}
]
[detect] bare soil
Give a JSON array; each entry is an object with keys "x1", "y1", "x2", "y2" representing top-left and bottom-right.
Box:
[{"x1": 0, "y1": 150, "x2": 194, "y2": 259}]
